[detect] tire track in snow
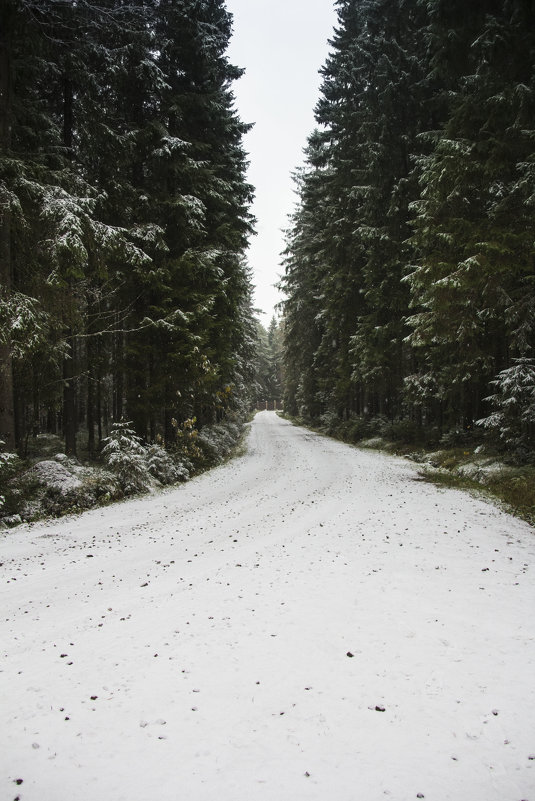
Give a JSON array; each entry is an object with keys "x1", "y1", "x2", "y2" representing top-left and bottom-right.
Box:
[{"x1": 1, "y1": 411, "x2": 534, "y2": 801}]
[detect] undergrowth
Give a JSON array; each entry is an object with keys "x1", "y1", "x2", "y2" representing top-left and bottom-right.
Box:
[
  {"x1": 1, "y1": 417, "x2": 249, "y2": 527},
  {"x1": 419, "y1": 466, "x2": 535, "y2": 527}
]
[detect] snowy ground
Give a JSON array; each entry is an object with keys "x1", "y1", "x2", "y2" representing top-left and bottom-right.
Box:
[{"x1": 1, "y1": 411, "x2": 534, "y2": 801}]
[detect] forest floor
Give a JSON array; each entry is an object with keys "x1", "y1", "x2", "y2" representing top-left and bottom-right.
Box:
[{"x1": 1, "y1": 411, "x2": 534, "y2": 801}]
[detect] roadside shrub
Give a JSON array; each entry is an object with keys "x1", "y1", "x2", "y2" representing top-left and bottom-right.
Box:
[
  {"x1": 172, "y1": 417, "x2": 204, "y2": 466},
  {"x1": 82, "y1": 469, "x2": 122, "y2": 504},
  {"x1": 338, "y1": 418, "x2": 369, "y2": 442},
  {"x1": 40, "y1": 466, "x2": 125, "y2": 516},
  {"x1": 318, "y1": 410, "x2": 340, "y2": 435},
  {"x1": 381, "y1": 418, "x2": 422, "y2": 443},
  {"x1": 41, "y1": 484, "x2": 96, "y2": 517},
  {"x1": 440, "y1": 427, "x2": 476, "y2": 447},
  {"x1": 477, "y1": 358, "x2": 535, "y2": 460},
  {"x1": 147, "y1": 443, "x2": 189, "y2": 484},
  {"x1": 0, "y1": 441, "x2": 20, "y2": 513},
  {"x1": 197, "y1": 422, "x2": 242, "y2": 464}
]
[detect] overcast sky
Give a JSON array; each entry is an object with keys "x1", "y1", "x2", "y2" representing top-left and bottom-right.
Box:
[{"x1": 225, "y1": 0, "x2": 338, "y2": 322}]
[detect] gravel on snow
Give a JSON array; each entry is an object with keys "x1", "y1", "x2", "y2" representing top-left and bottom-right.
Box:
[{"x1": 1, "y1": 411, "x2": 534, "y2": 801}]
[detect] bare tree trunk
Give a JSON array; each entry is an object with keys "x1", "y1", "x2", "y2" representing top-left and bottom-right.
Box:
[
  {"x1": 87, "y1": 361, "x2": 95, "y2": 457},
  {"x1": 63, "y1": 332, "x2": 77, "y2": 455},
  {"x1": 60, "y1": 71, "x2": 78, "y2": 455},
  {"x1": 0, "y1": 17, "x2": 16, "y2": 449},
  {"x1": 0, "y1": 247, "x2": 15, "y2": 449},
  {"x1": 96, "y1": 336, "x2": 103, "y2": 447},
  {"x1": 113, "y1": 323, "x2": 124, "y2": 421}
]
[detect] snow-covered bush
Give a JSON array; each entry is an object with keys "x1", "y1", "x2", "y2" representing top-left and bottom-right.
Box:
[
  {"x1": 41, "y1": 484, "x2": 96, "y2": 517},
  {"x1": 197, "y1": 422, "x2": 242, "y2": 464},
  {"x1": 82, "y1": 469, "x2": 121, "y2": 504},
  {"x1": 101, "y1": 420, "x2": 150, "y2": 494},
  {"x1": 318, "y1": 410, "x2": 340, "y2": 434},
  {"x1": 25, "y1": 460, "x2": 83, "y2": 492},
  {"x1": 0, "y1": 442, "x2": 19, "y2": 512},
  {"x1": 477, "y1": 358, "x2": 535, "y2": 457},
  {"x1": 146, "y1": 443, "x2": 189, "y2": 484}
]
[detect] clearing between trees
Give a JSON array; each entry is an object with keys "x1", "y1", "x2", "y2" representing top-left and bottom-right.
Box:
[{"x1": 1, "y1": 411, "x2": 534, "y2": 801}]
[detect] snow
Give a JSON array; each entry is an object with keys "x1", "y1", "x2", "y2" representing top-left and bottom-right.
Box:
[
  {"x1": 1, "y1": 411, "x2": 534, "y2": 801},
  {"x1": 24, "y1": 460, "x2": 83, "y2": 493},
  {"x1": 456, "y1": 460, "x2": 516, "y2": 484}
]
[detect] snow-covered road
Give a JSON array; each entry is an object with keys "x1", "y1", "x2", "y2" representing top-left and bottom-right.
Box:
[{"x1": 1, "y1": 411, "x2": 534, "y2": 801}]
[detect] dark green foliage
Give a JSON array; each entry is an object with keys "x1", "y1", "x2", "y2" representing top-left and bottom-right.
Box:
[
  {"x1": 281, "y1": 0, "x2": 535, "y2": 455},
  {"x1": 282, "y1": 0, "x2": 429, "y2": 422},
  {"x1": 406, "y1": 0, "x2": 535, "y2": 432},
  {"x1": 101, "y1": 420, "x2": 150, "y2": 494},
  {"x1": 477, "y1": 358, "x2": 535, "y2": 457},
  {"x1": 0, "y1": 0, "x2": 256, "y2": 459},
  {"x1": 253, "y1": 317, "x2": 283, "y2": 407}
]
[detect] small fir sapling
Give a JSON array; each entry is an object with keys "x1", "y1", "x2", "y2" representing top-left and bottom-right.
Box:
[
  {"x1": 101, "y1": 420, "x2": 150, "y2": 494},
  {"x1": 0, "y1": 441, "x2": 19, "y2": 511},
  {"x1": 477, "y1": 358, "x2": 535, "y2": 455}
]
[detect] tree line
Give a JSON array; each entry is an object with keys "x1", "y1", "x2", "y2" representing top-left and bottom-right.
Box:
[
  {"x1": 281, "y1": 0, "x2": 535, "y2": 455},
  {"x1": 254, "y1": 316, "x2": 283, "y2": 408},
  {"x1": 0, "y1": 0, "x2": 257, "y2": 458}
]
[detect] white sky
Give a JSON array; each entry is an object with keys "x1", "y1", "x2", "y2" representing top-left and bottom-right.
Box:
[{"x1": 225, "y1": 0, "x2": 338, "y2": 322}]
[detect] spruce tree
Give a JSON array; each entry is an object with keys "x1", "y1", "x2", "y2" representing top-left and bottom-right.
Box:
[
  {"x1": 282, "y1": 0, "x2": 428, "y2": 423},
  {"x1": 1, "y1": 0, "x2": 256, "y2": 457},
  {"x1": 406, "y1": 0, "x2": 535, "y2": 431},
  {"x1": 281, "y1": 134, "x2": 330, "y2": 419}
]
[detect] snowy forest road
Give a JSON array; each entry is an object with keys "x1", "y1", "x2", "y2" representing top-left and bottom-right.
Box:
[{"x1": 1, "y1": 411, "x2": 534, "y2": 801}]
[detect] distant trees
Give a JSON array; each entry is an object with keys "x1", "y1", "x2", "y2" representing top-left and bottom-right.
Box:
[
  {"x1": 0, "y1": 0, "x2": 256, "y2": 457},
  {"x1": 281, "y1": 0, "x2": 535, "y2": 454},
  {"x1": 253, "y1": 316, "x2": 283, "y2": 408}
]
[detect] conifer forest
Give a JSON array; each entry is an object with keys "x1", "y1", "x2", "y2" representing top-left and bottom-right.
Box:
[
  {"x1": 282, "y1": 0, "x2": 535, "y2": 458},
  {"x1": 1, "y1": 0, "x2": 535, "y2": 522},
  {"x1": 0, "y1": 0, "x2": 257, "y2": 460}
]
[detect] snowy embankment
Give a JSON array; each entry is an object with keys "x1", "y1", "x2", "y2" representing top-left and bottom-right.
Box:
[{"x1": 1, "y1": 411, "x2": 534, "y2": 801}]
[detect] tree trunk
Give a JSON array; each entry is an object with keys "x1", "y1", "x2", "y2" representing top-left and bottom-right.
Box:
[
  {"x1": 96, "y1": 336, "x2": 103, "y2": 447},
  {"x1": 63, "y1": 74, "x2": 73, "y2": 154},
  {"x1": 32, "y1": 368, "x2": 40, "y2": 436},
  {"x1": 61, "y1": 72, "x2": 77, "y2": 455},
  {"x1": 113, "y1": 325, "x2": 124, "y2": 421},
  {"x1": 0, "y1": 14, "x2": 16, "y2": 449},
  {"x1": 87, "y1": 359, "x2": 95, "y2": 457},
  {"x1": 86, "y1": 301, "x2": 97, "y2": 457},
  {"x1": 149, "y1": 351, "x2": 156, "y2": 441},
  {"x1": 63, "y1": 332, "x2": 77, "y2": 455}
]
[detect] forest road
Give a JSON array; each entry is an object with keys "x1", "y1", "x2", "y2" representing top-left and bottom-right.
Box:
[{"x1": 1, "y1": 411, "x2": 534, "y2": 801}]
